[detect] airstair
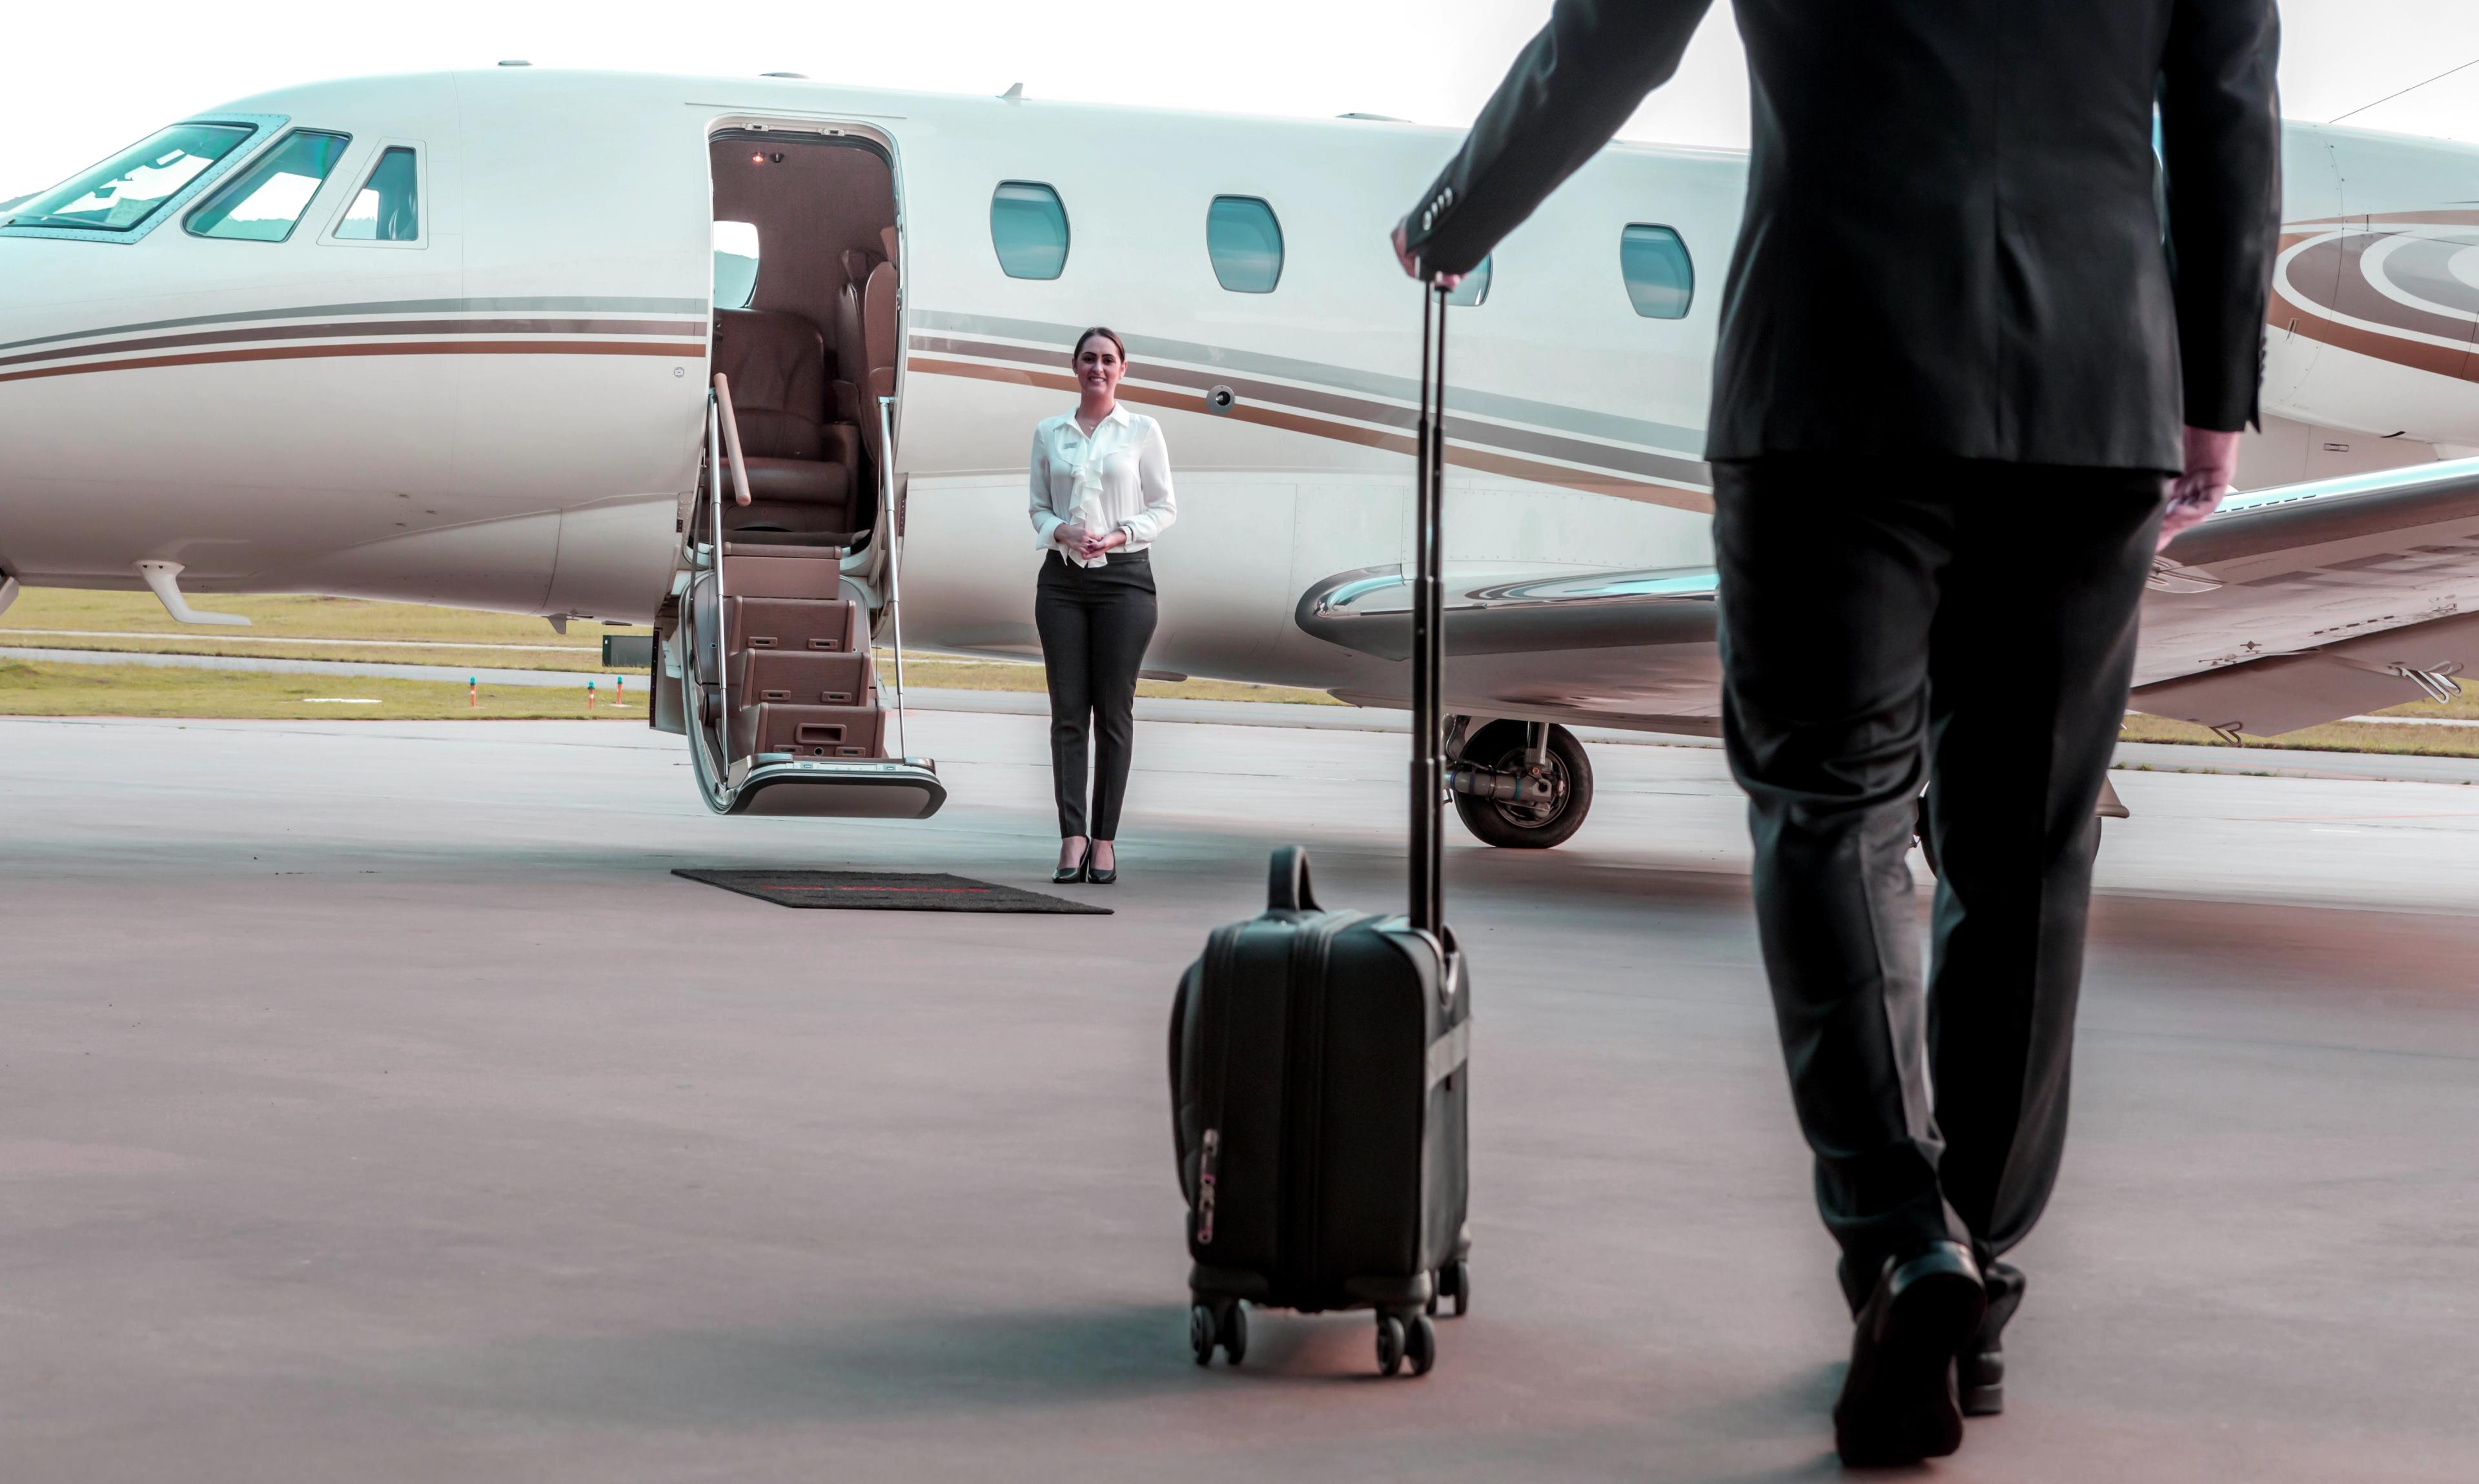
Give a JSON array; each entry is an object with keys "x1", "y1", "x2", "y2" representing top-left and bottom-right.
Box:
[{"x1": 653, "y1": 374, "x2": 944, "y2": 818}]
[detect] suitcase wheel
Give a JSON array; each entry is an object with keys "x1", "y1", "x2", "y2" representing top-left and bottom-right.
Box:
[
  {"x1": 1375, "y1": 1314, "x2": 1404, "y2": 1377},
  {"x1": 1376, "y1": 1308, "x2": 1436, "y2": 1378},
  {"x1": 1190, "y1": 1298, "x2": 1247, "y2": 1367},
  {"x1": 1442, "y1": 1258, "x2": 1471, "y2": 1319}
]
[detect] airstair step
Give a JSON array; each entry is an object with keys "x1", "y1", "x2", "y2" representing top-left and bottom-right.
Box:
[
  {"x1": 733, "y1": 702, "x2": 886, "y2": 760},
  {"x1": 722, "y1": 552, "x2": 844, "y2": 600},
  {"x1": 724, "y1": 596, "x2": 864, "y2": 655},
  {"x1": 732, "y1": 650, "x2": 875, "y2": 707},
  {"x1": 722, "y1": 536, "x2": 852, "y2": 558}
]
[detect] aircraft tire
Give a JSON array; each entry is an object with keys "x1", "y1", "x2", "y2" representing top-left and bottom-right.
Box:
[{"x1": 1452, "y1": 720, "x2": 1593, "y2": 849}]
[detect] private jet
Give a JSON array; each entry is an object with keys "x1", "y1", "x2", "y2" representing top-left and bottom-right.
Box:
[{"x1": 3, "y1": 66, "x2": 2476, "y2": 840}]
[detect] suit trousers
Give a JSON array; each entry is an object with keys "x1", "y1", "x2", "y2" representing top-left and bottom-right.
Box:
[
  {"x1": 1035, "y1": 549, "x2": 1159, "y2": 840},
  {"x1": 1712, "y1": 457, "x2": 2164, "y2": 1291}
]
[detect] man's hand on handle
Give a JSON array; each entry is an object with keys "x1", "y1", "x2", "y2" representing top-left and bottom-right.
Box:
[
  {"x1": 1391, "y1": 220, "x2": 1464, "y2": 291},
  {"x1": 2160, "y1": 426, "x2": 2241, "y2": 551}
]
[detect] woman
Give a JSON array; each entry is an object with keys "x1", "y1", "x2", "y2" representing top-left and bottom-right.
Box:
[{"x1": 1028, "y1": 327, "x2": 1176, "y2": 884}]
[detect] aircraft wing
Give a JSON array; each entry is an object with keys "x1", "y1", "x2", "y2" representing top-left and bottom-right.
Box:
[
  {"x1": 1298, "y1": 457, "x2": 2479, "y2": 740},
  {"x1": 1298, "y1": 564, "x2": 1727, "y2": 735},
  {"x1": 2129, "y1": 457, "x2": 2479, "y2": 736}
]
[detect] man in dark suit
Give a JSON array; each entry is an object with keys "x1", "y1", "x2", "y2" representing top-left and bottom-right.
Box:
[{"x1": 1396, "y1": 0, "x2": 2280, "y2": 1465}]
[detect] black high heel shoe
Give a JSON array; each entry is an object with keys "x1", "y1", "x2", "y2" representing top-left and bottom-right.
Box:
[
  {"x1": 1086, "y1": 844, "x2": 1118, "y2": 886},
  {"x1": 1054, "y1": 841, "x2": 1090, "y2": 885}
]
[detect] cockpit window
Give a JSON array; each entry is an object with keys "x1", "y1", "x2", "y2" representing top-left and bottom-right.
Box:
[
  {"x1": 335, "y1": 147, "x2": 419, "y2": 241},
  {"x1": 187, "y1": 131, "x2": 351, "y2": 242},
  {"x1": 4, "y1": 123, "x2": 255, "y2": 234}
]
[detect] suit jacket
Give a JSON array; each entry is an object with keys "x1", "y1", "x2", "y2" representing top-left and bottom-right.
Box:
[{"x1": 1401, "y1": 0, "x2": 2282, "y2": 470}]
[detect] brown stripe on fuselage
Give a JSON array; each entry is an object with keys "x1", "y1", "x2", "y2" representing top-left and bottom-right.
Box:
[
  {"x1": 2269, "y1": 285, "x2": 2478, "y2": 382},
  {"x1": 906, "y1": 355, "x2": 1714, "y2": 513},
  {"x1": 0, "y1": 318, "x2": 708, "y2": 373},
  {"x1": 914, "y1": 334, "x2": 1713, "y2": 489},
  {"x1": 0, "y1": 339, "x2": 708, "y2": 385}
]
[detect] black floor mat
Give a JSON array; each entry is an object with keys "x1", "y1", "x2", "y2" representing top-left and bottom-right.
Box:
[{"x1": 673, "y1": 869, "x2": 1111, "y2": 914}]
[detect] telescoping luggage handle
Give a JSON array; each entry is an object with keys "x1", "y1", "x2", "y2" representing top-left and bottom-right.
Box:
[{"x1": 1411, "y1": 283, "x2": 1449, "y2": 938}]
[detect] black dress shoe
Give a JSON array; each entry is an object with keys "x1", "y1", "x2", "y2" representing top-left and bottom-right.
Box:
[
  {"x1": 1052, "y1": 858, "x2": 1088, "y2": 885},
  {"x1": 1086, "y1": 862, "x2": 1118, "y2": 885},
  {"x1": 1959, "y1": 1260, "x2": 2024, "y2": 1417},
  {"x1": 1833, "y1": 1239, "x2": 1986, "y2": 1468}
]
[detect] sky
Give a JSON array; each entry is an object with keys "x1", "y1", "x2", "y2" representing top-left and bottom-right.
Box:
[{"x1": 5, "y1": 0, "x2": 2478, "y2": 201}]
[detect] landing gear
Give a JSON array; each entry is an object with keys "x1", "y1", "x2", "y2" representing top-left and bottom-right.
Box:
[{"x1": 1451, "y1": 719, "x2": 1595, "y2": 849}]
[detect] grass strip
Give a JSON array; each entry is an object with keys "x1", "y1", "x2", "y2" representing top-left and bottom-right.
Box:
[
  {"x1": 0, "y1": 660, "x2": 642, "y2": 721},
  {"x1": 2118, "y1": 711, "x2": 2479, "y2": 758}
]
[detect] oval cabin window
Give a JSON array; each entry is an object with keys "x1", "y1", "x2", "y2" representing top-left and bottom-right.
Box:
[
  {"x1": 990, "y1": 181, "x2": 1070, "y2": 280},
  {"x1": 1207, "y1": 196, "x2": 1283, "y2": 293},
  {"x1": 1620, "y1": 225, "x2": 1694, "y2": 319}
]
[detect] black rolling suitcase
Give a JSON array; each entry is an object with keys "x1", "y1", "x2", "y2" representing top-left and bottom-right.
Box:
[{"x1": 1168, "y1": 285, "x2": 1471, "y2": 1377}]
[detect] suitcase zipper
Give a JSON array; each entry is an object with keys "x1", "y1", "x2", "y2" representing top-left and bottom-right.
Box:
[{"x1": 1275, "y1": 911, "x2": 1364, "y2": 1298}]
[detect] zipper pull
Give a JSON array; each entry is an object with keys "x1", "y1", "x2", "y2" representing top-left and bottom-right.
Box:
[{"x1": 1196, "y1": 1128, "x2": 1220, "y2": 1245}]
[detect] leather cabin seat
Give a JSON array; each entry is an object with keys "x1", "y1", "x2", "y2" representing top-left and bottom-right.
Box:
[
  {"x1": 834, "y1": 249, "x2": 870, "y2": 431},
  {"x1": 711, "y1": 308, "x2": 858, "y2": 536}
]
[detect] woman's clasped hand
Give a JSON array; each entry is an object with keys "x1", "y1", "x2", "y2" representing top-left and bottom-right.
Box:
[{"x1": 1053, "y1": 522, "x2": 1130, "y2": 564}]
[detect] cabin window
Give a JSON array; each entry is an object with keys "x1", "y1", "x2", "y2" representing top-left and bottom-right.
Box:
[
  {"x1": 187, "y1": 130, "x2": 351, "y2": 242},
  {"x1": 713, "y1": 220, "x2": 759, "y2": 308},
  {"x1": 4, "y1": 122, "x2": 256, "y2": 234},
  {"x1": 1446, "y1": 254, "x2": 1492, "y2": 308},
  {"x1": 990, "y1": 181, "x2": 1070, "y2": 280},
  {"x1": 335, "y1": 147, "x2": 419, "y2": 241},
  {"x1": 1620, "y1": 224, "x2": 1693, "y2": 319},
  {"x1": 1207, "y1": 196, "x2": 1283, "y2": 293}
]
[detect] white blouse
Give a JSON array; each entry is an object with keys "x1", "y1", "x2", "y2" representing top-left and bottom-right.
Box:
[{"x1": 1028, "y1": 404, "x2": 1178, "y2": 567}]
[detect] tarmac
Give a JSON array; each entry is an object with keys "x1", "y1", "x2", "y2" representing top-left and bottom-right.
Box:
[{"x1": 4, "y1": 707, "x2": 2477, "y2": 1482}]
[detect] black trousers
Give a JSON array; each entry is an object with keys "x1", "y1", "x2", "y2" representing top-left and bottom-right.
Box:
[
  {"x1": 1035, "y1": 549, "x2": 1159, "y2": 839},
  {"x1": 1713, "y1": 457, "x2": 2164, "y2": 1292}
]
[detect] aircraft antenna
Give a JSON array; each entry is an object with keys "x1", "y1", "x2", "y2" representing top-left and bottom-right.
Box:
[{"x1": 2329, "y1": 55, "x2": 2479, "y2": 124}]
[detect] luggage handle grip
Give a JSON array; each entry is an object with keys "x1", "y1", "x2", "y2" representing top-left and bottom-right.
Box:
[{"x1": 1267, "y1": 845, "x2": 1319, "y2": 913}]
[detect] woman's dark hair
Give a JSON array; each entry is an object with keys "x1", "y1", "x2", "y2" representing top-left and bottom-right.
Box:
[{"x1": 1072, "y1": 326, "x2": 1127, "y2": 362}]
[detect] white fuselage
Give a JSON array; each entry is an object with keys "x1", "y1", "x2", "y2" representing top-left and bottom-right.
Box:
[{"x1": 3, "y1": 70, "x2": 2476, "y2": 704}]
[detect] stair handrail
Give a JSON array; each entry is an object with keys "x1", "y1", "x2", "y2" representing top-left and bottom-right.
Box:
[
  {"x1": 713, "y1": 372, "x2": 753, "y2": 507},
  {"x1": 708, "y1": 385, "x2": 733, "y2": 770},
  {"x1": 877, "y1": 393, "x2": 909, "y2": 763}
]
